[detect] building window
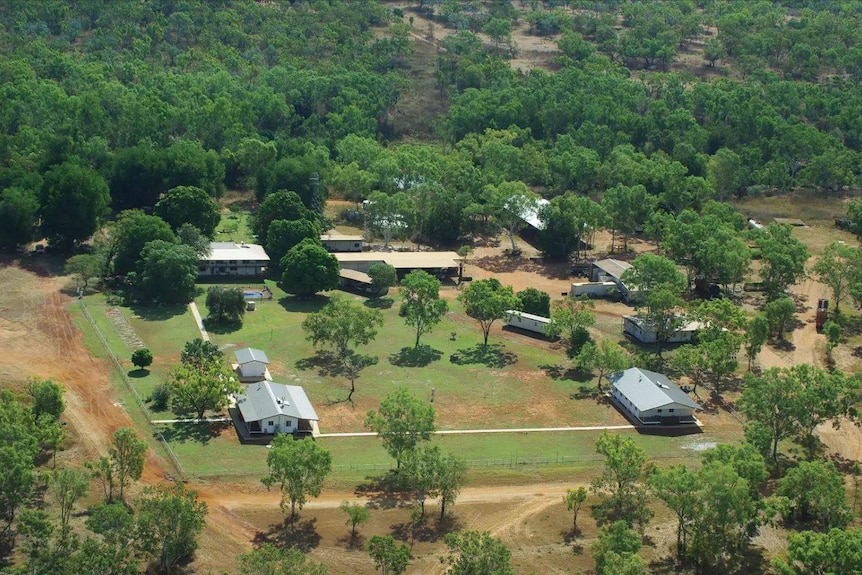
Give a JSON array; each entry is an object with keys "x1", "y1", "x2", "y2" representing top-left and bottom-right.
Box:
[
  {"x1": 285, "y1": 420, "x2": 292, "y2": 428},
  {"x1": 268, "y1": 421, "x2": 274, "y2": 426},
  {"x1": 669, "y1": 409, "x2": 675, "y2": 413},
  {"x1": 657, "y1": 409, "x2": 662, "y2": 413}
]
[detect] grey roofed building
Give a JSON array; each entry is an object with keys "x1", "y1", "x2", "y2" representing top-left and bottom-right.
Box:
[
  {"x1": 234, "y1": 347, "x2": 269, "y2": 366},
  {"x1": 608, "y1": 367, "x2": 701, "y2": 425},
  {"x1": 236, "y1": 381, "x2": 319, "y2": 423}
]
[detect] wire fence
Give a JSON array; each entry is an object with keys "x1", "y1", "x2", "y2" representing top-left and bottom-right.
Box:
[{"x1": 77, "y1": 299, "x2": 186, "y2": 481}]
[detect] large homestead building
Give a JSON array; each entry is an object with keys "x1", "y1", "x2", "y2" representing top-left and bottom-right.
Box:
[
  {"x1": 199, "y1": 242, "x2": 270, "y2": 277},
  {"x1": 334, "y1": 251, "x2": 463, "y2": 279},
  {"x1": 608, "y1": 367, "x2": 701, "y2": 426}
]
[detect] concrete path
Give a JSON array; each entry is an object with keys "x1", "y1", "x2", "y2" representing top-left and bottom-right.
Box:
[
  {"x1": 188, "y1": 302, "x2": 210, "y2": 342},
  {"x1": 151, "y1": 417, "x2": 231, "y2": 424},
  {"x1": 316, "y1": 424, "x2": 635, "y2": 438}
]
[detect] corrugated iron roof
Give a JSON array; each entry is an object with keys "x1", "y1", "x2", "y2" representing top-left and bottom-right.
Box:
[
  {"x1": 608, "y1": 367, "x2": 701, "y2": 411},
  {"x1": 234, "y1": 347, "x2": 269, "y2": 365},
  {"x1": 235, "y1": 381, "x2": 319, "y2": 422}
]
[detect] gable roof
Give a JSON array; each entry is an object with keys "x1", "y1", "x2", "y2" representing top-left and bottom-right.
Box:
[
  {"x1": 505, "y1": 310, "x2": 551, "y2": 324},
  {"x1": 234, "y1": 347, "x2": 269, "y2": 365},
  {"x1": 608, "y1": 367, "x2": 701, "y2": 411},
  {"x1": 593, "y1": 259, "x2": 632, "y2": 280},
  {"x1": 236, "y1": 381, "x2": 319, "y2": 422}
]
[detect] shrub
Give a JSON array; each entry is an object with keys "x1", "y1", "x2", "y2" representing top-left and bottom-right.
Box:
[
  {"x1": 150, "y1": 383, "x2": 170, "y2": 411},
  {"x1": 132, "y1": 348, "x2": 153, "y2": 370}
]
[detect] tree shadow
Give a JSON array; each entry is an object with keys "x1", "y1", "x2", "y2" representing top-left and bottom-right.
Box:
[
  {"x1": 354, "y1": 474, "x2": 414, "y2": 510},
  {"x1": 472, "y1": 254, "x2": 572, "y2": 279},
  {"x1": 128, "y1": 302, "x2": 188, "y2": 321},
  {"x1": 540, "y1": 363, "x2": 593, "y2": 383},
  {"x1": 278, "y1": 295, "x2": 330, "y2": 313},
  {"x1": 253, "y1": 517, "x2": 321, "y2": 552},
  {"x1": 570, "y1": 384, "x2": 604, "y2": 401},
  {"x1": 127, "y1": 368, "x2": 149, "y2": 379},
  {"x1": 449, "y1": 343, "x2": 517, "y2": 368},
  {"x1": 647, "y1": 556, "x2": 678, "y2": 575},
  {"x1": 389, "y1": 345, "x2": 443, "y2": 367},
  {"x1": 364, "y1": 297, "x2": 394, "y2": 310},
  {"x1": 560, "y1": 528, "x2": 585, "y2": 554},
  {"x1": 203, "y1": 318, "x2": 243, "y2": 335},
  {"x1": 157, "y1": 421, "x2": 230, "y2": 445},
  {"x1": 336, "y1": 532, "x2": 367, "y2": 550},
  {"x1": 770, "y1": 339, "x2": 796, "y2": 352},
  {"x1": 390, "y1": 514, "x2": 461, "y2": 544},
  {"x1": 295, "y1": 350, "x2": 343, "y2": 377}
]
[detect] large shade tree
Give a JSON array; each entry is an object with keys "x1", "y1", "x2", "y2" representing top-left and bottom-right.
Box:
[
  {"x1": 40, "y1": 162, "x2": 111, "y2": 250},
  {"x1": 280, "y1": 238, "x2": 340, "y2": 298},
  {"x1": 399, "y1": 270, "x2": 448, "y2": 348},
  {"x1": 458, "y1": 278, "x2": 518, "y2": 346},
  {"x1": 154, "y1": 186, "x2": 221, "y2": 237}
]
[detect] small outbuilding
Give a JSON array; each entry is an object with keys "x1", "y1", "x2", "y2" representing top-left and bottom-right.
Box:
[
  {"x1": 622, "y1": 315, "x2": 702, "y2": 344},
  {"x1": 321, "y1": 233, "x2": 365, "y2": 252},
  {"x1": 590, "y1": 259, "x2": 634, "y2": 302},
  {"x1": 233, "y1": 347, "x2": 271, "y2": 382},
  {"x1": 608, "y1": 367, "x2": 701, "y2": 425},
  {"x1": 234, "y1": 381, "x2": 319, "y2": 436},
  {"x1": 504, "y1": 310, "x2": 551, "y2": 337}
]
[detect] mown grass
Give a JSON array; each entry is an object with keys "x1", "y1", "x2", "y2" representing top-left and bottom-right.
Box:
[
  {"x1": 76, "y1": 281, "x2": 744, "y2": 481},
  {"x1": 214, "y1": 210, "x2": 255, "y2": 244},
  {"x1": 194, "y1": 281, "x2": 620, "y2": 431},
  {"x1": 163, "y1": 422, "x2": 737, "y2": 481}
]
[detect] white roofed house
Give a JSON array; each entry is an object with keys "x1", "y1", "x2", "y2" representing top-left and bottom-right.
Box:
[
  {"x1": 233, "y1": 347, "x2": 271, "y2": 382},
  {"x1": 234, "y1": 381, "x2": 319, "y2": 437},
  {"x1": 608, "y1": 367, "x2": 701, "y2": 426},
  {"x1": 199, "y1": 242, "x2": 270, "y2": 277}
]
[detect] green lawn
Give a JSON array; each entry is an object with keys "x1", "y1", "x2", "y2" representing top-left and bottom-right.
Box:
[
  {"x1": 74, "y1": 283, "x2": 744, "y2": 481},
  {"x1": 161, "y1": 422, "x2": 738, "y2": 482},
  {"x1": 195, "y1": 282, "x2": 626, "y2": 433},
  {"x1": 214, "y1": 210, "x2": 254, "y2": 244},
  {"x1": 74, "y1": 293, "x2": 200, "y2": 419}
]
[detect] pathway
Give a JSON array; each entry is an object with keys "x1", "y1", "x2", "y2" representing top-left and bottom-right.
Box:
[
  {"x1": 188, "y1": 301, "x2": 210, "y2": 342},
  {"x1": 316, "y1": 424, "x2": 635, "y2": 438}
]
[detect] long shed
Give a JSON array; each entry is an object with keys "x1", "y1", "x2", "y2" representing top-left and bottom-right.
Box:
[{"x1": 504, "y1": 310, "x2": 551, "y2": 336}]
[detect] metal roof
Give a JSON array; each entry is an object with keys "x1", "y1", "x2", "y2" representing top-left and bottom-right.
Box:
[
  {"x1": 321, "y1": 234, "x2": 365, "y2": 242},
  {"x1": 335, "y1": 251, "x2": 462, "y2": 269},
  {"x1": 622, "y1": 315, "x2": 703, "y2": 333},
  {"x1": 234, "y1": 347, "x2": 269, "y2": 365},
  {"x1": 235, "y1": 381, "x2": 319, "y2": 422},
  {"x1": 608, "y1": 367, "x2": 701, "y2": 411},
  {"x1": 505, "y1": 310, "x2": 551, "y2": 324},
  {"x1": 593, "y1": 259, "x2": 632, "y2": 280},
  {"x1": 339, "y1": 269, "x2": 372, "y2": 284},
  {"x1": 204, "y1": 242, "x2": 270, "y2": 262}
]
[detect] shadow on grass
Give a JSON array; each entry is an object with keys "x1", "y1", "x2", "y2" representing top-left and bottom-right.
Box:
[
  {"x1": 570, "y1": 385, "x2": 603, "y2": 401},
  {"x1": 128, "y1": 368, "x2": 149, "y2": 379},
  {"x1": 129, "y1": 302, "x2": 188, "y2": 321},
  {"x1": 540, "y1": 364, "x2": 593, "y2": 383},
  {"x1": 253, "y1": 517, "x2": 321, "y2": 552},
  {"x1": 449, "y1": 343, "x2": 517, "y2": 368},
  {"x1": 277, "y1": 295, "x2": 329, "y2": 314},
  {"x1": 295, "y1": 350, "x2": 342, "y2": 377},
  {"x1": 364, "y1": 297, "x2": 394, "y2": 310},
  {"x1": 389, "y1": 345, "x2": 443, "y2": 367},
  {"x1": 157, "y1": 420, "x2": 231, "y2": 445},
  {"x1": 203, "y1": 318, "x2": 243, "y2": 335}
]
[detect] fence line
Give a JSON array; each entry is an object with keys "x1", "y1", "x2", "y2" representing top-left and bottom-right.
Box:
[
  {"x1": 77, "y1": 300, "x2": 186, "y2": 481},
  {"x1": 184, "y1": 450, "x2": 701, "y2": 479}
]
